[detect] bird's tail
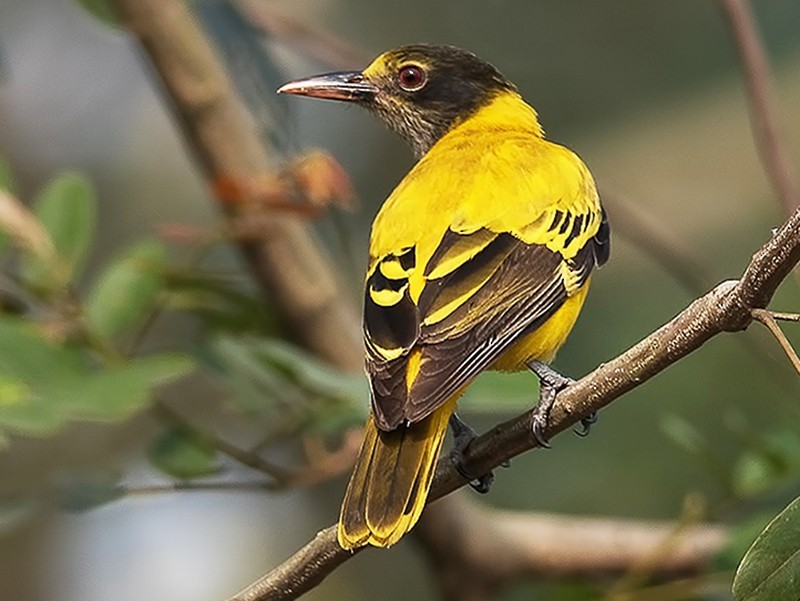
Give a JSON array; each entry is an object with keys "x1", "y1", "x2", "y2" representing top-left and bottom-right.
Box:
[{"x1": 338, "y1": 399, "x2": 456, "y2": 549}]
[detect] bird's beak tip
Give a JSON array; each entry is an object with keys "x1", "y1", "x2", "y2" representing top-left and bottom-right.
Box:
[
  {"x1": 276, "y1": 71, "x2": 377, "y2": 102},
  {"x1": 276, "y1": 81, "x2": 304, "y2": 96}
]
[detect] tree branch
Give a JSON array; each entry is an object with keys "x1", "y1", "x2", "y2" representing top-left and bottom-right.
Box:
[
  {"x1": 752, "y1": 308, "x2": 800, "y2": 376},
  {"x1": 602, "y1": 193, "x2": 712, "y2": 296},
  {"x1": 717, "y1": 0, "x2": 800, "y2": 213},
  {"x1": 415, "y1": 494, "x2": 728, "y2": 601},
  {"x1": 225, "y1": 200, "x2": 800, "y2": 600},
  {"x1": 111, "y1": 0, "x2": 363, "y2": 372}
]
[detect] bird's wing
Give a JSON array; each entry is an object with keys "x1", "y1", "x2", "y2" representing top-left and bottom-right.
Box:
[
  {"x1": 364, "y1": 137, "x2": 611, "y2": 431},
  {"x1": 365, "y1": 206, "x2": 608, "y2": 430}
]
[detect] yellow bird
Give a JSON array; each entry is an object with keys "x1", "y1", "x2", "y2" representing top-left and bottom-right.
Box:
[{"x1": 278, "y1": 44, "x2": 609, "y2": 550}]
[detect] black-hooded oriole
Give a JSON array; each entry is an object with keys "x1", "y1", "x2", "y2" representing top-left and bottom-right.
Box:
[{"x1": 279, "y1": 44, "x2": 609, "y2": 550}]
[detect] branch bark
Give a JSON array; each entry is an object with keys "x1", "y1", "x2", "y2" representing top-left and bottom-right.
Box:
[
  {"x1": 112, "y1": 0, "x2": 363, "y2": 372},
  {"x1": 415, "y1": 494, "x2": 728, "y2": 601},
  {"x1": 225, "y1": 201, "x2": 800, "y2": 600}
]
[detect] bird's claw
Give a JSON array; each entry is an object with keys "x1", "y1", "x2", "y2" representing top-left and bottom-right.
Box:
[
  {"x1": 449, "y1": 413, "x2": 495, "y2": 494},
  {"x1": 528, "y1": 360, "x2": 576, "y2": 447},
  {"x1": 531, "y1": 402, "x2": 552, "y2": 448},
  {"x1": 574, "y1": 411, "x2": 598, "y2": 437}
]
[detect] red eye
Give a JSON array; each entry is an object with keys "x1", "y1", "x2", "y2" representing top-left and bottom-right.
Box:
[{"x1": 398, "y1": 64, "x2": 427, "y2": 91}]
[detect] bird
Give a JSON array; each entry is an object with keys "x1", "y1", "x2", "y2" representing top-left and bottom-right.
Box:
[{"x1": 278, "y1": 44, "x2": 609, "y2": 550}]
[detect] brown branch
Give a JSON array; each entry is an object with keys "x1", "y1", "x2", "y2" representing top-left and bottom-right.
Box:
[
  {"x1": 752, "y1": 308, "x2": 800, "y2": 376},
  {"x1": 414, "y1": 494, "x2": 728, "y2": 601},
  {"x1": 111, "y1": 0, "x2": 363, "y2": 373},
  {"x1": 604, "y1": 192, "x2": 796, "y2": 389},
  {"x1": 603, "y1": 193, "x2": 712, "y2": 296},
  {"x1": 225, "y1": 201, "x2": 800, "y2": 601},
  {"x1": 718, "y1": 0, "x2": 800, "y2": 213},
  {"x1": 768, "y1": 310, "x2": 800, "y2": 322}
]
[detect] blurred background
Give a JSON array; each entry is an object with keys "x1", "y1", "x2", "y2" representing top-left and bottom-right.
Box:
[{"x1": 1, "y1": 0, "x2": 800, "y2": 600}]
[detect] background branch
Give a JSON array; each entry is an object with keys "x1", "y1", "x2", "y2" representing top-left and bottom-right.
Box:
[
  {"x1": 112, "y1": 0, "x2": 363, "y2": 372},
  {"x1": 415, "y1": 494, "x2": 728, "y2": 601},
  {"x1": 718, "y1": 0, "x2": 800, "y2": 213},
  {"x1": 234, "y1": 0, "x2": 371, "y2": 69}
]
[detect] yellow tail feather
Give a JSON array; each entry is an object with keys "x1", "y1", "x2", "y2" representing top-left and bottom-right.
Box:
[{"x1": 338, "y1": 399, "x2": 456, "y2": 549}]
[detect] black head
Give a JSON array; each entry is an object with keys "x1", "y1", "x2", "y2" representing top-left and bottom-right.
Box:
[{"x1": 278, "y1": 44, "x2": 517, "y2": 156}]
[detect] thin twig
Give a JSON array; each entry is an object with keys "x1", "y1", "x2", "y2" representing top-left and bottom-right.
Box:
[
  {"x1": 153, "y1": 399, "x2": 361, "y2": 490},
  {"x1": 126, "y1": 480, "x2": 274, "y2": 496},
  {"x1": 768, "y1": 310, "x2": 800, "y2": 322},
  {"x1": 154, "y1": 399, "x2": 291, "y2": 487},
  {"x1": 752, "y1": 308, "x2": 800, "y2": 376},
  {"x1": 604, "y1": 571, "x2": 734, "y2": 601},
  {"x1": 718, "y1": 0, "x2": 800, "y2": 213},
  {"x1": 605, "y1": 494, "x2": 711, "y2": 597}
]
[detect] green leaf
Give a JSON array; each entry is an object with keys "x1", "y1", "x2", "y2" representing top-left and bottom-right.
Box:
[
  {"x1": 73, "y1": 0, "x2": 119, "y2": 26},
  {"x1": 733, "y1": 451, "x2": 782, "y2": 498},
  {"x1": 0, "y1": 317, "x2": 85, "y2": 437},
  {"x1": 66, "y1": 353, "x2": 195, "y2": 421},
  {"x1": 203, "y1": 335, "x2": 366, "y2": 436},
  {"x1": 20, "y1": 172, "x2": 96, "y2": 294},
  {"x1": 247, "y1": 338, "x2": 367, "y2": 433},
  {"x1": 732, "y1": 431, "x2": 800, "y2": 498},
  {"x1": 85, "y1": 241, "x2": 166, "y2": 340},
  {"x1": 250, "y1": 338, "x2": 368, "y2": 406},
  {"x1": 164, "y1": 269, "x2": 281, "y2": 335},
  {"x1": 205, "y1": 335, "x2": 305, "y2": 414},
  {"x1": 660, "y1": 414, "x2": 705, "y2": 455},
  {"x1": 733, "y1": 496, "x2": 800, "y2": 601},
  {"x1": 149, "y1": 427, "x2": 219, "y2": 480},
  {"x1": 55, "y1": 471, "x2": 124, "y2": 511},
  {"x1": 0, "y1": 316, "x2": 193, "y2": 440}
]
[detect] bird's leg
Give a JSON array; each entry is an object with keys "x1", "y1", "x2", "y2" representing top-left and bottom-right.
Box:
[
  {"x1": 528, "y1": 360, "x2": 581, "y2": 446},
  {"x1": 449, "y1": 413, "x2": 494, "y2": 494}
]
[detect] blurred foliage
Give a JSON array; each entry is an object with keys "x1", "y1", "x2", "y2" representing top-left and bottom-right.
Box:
[
  {"x1": 74, "y1": 0, "x2": 117, "y2": 26},
  {"x1": 0, "y1": 161, "x2": 376, "y2": 517},
  {"x1": 148, "y1": 427, "x2": 220, "y2": 480},
  {"x1": 0, "y1": 172, "x2": 194, "y2": 444},
  {"x1": 20, "y1": 173, "x2": 96, "y2": 295}
]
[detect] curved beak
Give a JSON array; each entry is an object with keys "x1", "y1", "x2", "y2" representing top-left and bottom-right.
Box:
[{"x1": 277, "y1": 71, "x2": 378, "y2": 102}]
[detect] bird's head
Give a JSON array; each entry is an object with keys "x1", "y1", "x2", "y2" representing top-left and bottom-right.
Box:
[{"x1": 278, "y1": 44, "x2": 518, "y2": 157}]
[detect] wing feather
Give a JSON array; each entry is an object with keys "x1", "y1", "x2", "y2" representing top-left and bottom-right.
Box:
[{"x1": 365, "y1": 199, "x2": 609, "y2": 431}]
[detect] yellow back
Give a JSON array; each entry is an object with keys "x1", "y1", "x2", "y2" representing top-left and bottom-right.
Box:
[{"x1": 369, "y1": 90, "x2": 602, "y2": 307}]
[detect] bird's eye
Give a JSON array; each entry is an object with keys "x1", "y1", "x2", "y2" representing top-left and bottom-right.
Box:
[{"x1": 397, "y1": 64, "x2": 427, "y2": 91}]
